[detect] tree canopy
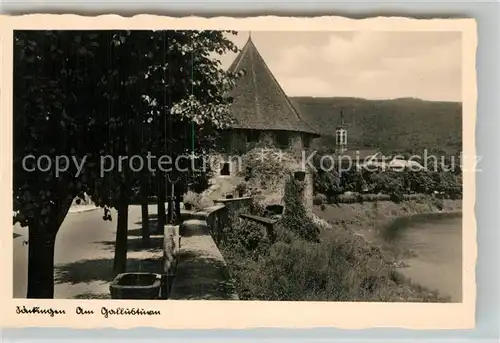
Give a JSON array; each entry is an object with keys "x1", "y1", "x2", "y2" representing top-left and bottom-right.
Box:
[{"x1": 13, "y1": 30, "x2": 241, "y2": 298}]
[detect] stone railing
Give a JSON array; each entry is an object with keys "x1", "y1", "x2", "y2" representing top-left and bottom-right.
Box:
[
  {"x1": 214, "y1": 196, "x2": 252, "y2": 218},
  {"x1": 190, "y1": 204, "x2": 229, "y2": 245},
  {"x1": 162, "y1": 224, "x2": 180, "y2": 298}
]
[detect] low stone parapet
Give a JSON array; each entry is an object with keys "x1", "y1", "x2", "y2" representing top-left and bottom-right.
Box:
[
  {"x1": 214, "y1": 196, "x2": 252, "y2": 216},
  {"x1": 189, "y1": 204, "x2": 228, "y2": 245},
  {"x1": 162, "y1": 224, "x2": 180, "y2": 298}
]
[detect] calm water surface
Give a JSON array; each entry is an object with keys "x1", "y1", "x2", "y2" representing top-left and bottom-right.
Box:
[{"x1": 386, "y1": 215, "x2": 462, "y2": 302}]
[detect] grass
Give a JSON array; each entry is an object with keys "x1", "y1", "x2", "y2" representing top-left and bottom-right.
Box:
[{"x1": 221, "y1": 221, "x2": 448, "y2": 302}]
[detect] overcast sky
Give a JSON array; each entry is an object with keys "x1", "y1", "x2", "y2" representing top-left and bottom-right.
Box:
[{"x1": 217, "y1": 31, "x2": 462, "y2": 102}]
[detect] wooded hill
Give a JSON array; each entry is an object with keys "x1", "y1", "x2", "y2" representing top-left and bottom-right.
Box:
[{"x1": 290, "y1": 97, "x2": 462, "y2": 155}]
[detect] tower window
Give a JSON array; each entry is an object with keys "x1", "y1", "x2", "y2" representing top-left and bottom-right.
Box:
[
  {"x1": 276, "y1": 132, "x2": 289, "y2": 147},
  {"x1": 246, "y1": 130, "x2": 261, "y2": 143},
  {"x1": 336, "y1": 129, "x2": 347, "y2": 145},
  {"x1": 303, "y1": 135, "x2": 311, "y2": 148}
]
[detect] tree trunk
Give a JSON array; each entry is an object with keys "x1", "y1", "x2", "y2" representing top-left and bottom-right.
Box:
[
  {"x1": 141, "y1": 199, "x2": 150, "y2": 245},
  {"x1": 113, "y1": 200, "x2": 129, "y2": 276},
  {"x1": 26, "y1": 196, "x2": 73, "y2": 299},
  {"x1": 26, "y1": 226, "x2": 57, "y2": 298},
  {"x1": 166, "y1": 179, "x2": 173, "y2": 225},
  {"x1": 140, "y1": 178, "x2": 150, "y2": 245},
  {"x1": 157, "y1": 175, "x2": 166, "y2": 233},
  {"x1": 174, "y1": 184, "x2": 182, "y2": 225}
]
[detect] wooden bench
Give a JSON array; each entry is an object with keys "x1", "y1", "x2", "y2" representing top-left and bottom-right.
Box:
[{"x1": 239, "y1": 213, "x2": 278, "y2": 242}]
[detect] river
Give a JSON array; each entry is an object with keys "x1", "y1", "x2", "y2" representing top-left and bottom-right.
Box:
[{"x1": 383, "y1": 213, "x2": 462, "y2": 302}]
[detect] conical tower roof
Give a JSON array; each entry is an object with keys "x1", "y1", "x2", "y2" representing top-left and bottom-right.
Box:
[{"x1": 227, "y1": 37, "x2": 319, "y2": 136}]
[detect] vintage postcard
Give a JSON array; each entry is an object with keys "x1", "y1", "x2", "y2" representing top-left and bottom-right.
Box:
[{"x1": 0, "y1": 15, "x2": 477, "y2": 329}]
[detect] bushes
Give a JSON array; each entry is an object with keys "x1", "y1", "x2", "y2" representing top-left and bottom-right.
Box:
[
  {"x1": 222, "y1": 219, "x2": 271, "y2": 259},
  {"x1": 282, "y1": 176, "x2": 320, "y2": 243},
  {"x1": 363, "y1": 193, "x2": 391, "y2": 202},
  {"x1": 313, "y1": 165, "x2": 462, "y2": 204},
  {"x1": 431, "y1": 197, "x2": 445, "y2": 211},
  {"x1": 313, "y1": 193, "x2": 327, "y2": 206},
  {"x1": 313, "y1": 168, "x2": 343, "y2": 201},
  {"x1": 239, "y1": 148, "x2": 291, "y2": 189},
  {"x1": 183, "y1": 190, "x2": 200, "y2": 210},
  {"x1": 188, "y1": 163, "x2": 213, "y2": 194},
  {"x1": 389, "y1": 192, "x2": 405, "y2": 204},
  {"x1": 235, "y1": 182, "x2": 247, "y2": 197},
  {"x1": 218, "y1": 170, "x2": 450, "y2": 302},
  {"x1": 221, "y1": 218, "x2": 445, "y2": 302},
  {"x1": 182, "y1": 190, "x2": 214, "y2": 211}
]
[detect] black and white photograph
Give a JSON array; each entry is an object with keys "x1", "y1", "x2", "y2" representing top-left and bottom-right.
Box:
[{"x1": 2, "y1": 15, "x2": 476, "y2": 329}]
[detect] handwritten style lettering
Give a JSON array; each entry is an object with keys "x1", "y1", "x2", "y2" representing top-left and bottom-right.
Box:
[
  {"x1": 16, "y1": 305, "x2": 66, "y2": 317},
  {"x1": 76, "y1": 306, "x2": 94, "y2": 315},
  {"x1": 101, "y1": 307, "x2": 161, "y2": 318}
]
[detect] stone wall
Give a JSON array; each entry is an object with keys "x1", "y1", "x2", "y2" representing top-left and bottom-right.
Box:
[
  {"x1": 229, "y1": 130, "x2": 247, "y2": 154},
  {"x1": 162, "y1": 224, "x2": 180, "y2": 297},
  {"x1": 226, "y1": 129, "x2": 304, "y2": 155},
  {"x1": 289, "y1": 132, "x2": 304, "y2": 156},
  {"x1": 303, "y1": 168, "x2": 314, "y2": 210},
  {"x1": 214, "y1": 196, "x2": 253, "y2": 218}
]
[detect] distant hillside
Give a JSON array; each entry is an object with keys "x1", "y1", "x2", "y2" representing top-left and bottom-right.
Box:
[{"x1": 291, "y1": 97, "x2": 462, "y2": 155}]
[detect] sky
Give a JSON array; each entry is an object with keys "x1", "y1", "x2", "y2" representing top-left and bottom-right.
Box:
[{"x1": 216, "y1": 31, "x2": 462, "y2": 102}]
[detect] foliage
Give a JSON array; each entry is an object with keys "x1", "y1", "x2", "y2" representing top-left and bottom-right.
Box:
[
  {"x1": 220, "y1": 212, "x2": 447, "y2": 302},
  {"x1": 282, "y1": 176, "x2": 320, "y2": 242},
  {"x1": 239, "y1": 148, "x2": 292, "y2": 189},
  {"x1": 13, "y1": 29, "x2": 241, "y2": 297},
  {"x1": 183, "y1": 190, "x2": 201, "y2": 210},
  {"x1": 291, "y1": 96, "x2": 462, "y2": 155},
  {"x1": 182, "y1": 190, "x2": 214, "y2": 211},
  {"x1": 219, "y1": 181, "x2": 452, "y2": 302},
  {"x1": 14, "y1": 29, "x2": 241, "y2": 219},
  {"x1": 313, "y1": 193, "x2": 327, "y2": 206},
  {"x1": 235, "y1": 182, "x2": 247, "y2": 194},
  {"x1": 223, "y1": 219, "x2": 271, "y2": 260},
  {"x1": 311, "y1": 151, "x2": 463, "y2": 204},
  {"x1": 313, "y1": 169, "x2": 343, "y2": 201},
  {"x1": 220, "y1": 200, "x2": 271, "y2": 260},
  {"x1": 312, "y1": 153, "x2": 343, "y2": 202}
]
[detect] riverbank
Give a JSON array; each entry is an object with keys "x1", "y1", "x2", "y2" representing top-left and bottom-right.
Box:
[
  {"x1": 387, "y1": 215, "x2": 462, "y2": 302},
  {"x1": 313, "y1": 199, "x2": 461, "y2": 258},
  {"x1": 312, "y1": 198, "x2": 462, "y2": 301},
  {"x1": 220, "y1": 195, "x2": 460, "y2": 302}
]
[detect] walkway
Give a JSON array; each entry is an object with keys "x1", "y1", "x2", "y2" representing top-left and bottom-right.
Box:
[{"x1": 168, "y1": 218, "x2": 238, "y2": 300}]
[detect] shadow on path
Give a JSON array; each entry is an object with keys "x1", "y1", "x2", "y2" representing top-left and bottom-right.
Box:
[
  {"x1": 93, "y1": 236, "x2": 163, "y2": 253},
  {"x1": 128, "y1": 221, "x2": 161, "y2": 236},
  {"x1": 54, "y1": 256, "x2": 163, "y2": 285},
  {"x1": 169, "y1": 250, "x2": 237, "y2": 300}
]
